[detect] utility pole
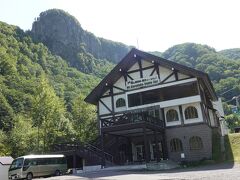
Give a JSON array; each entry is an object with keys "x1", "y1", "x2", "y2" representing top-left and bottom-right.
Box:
[{"x1": 232, "y1": 95, "x2": 240, "y2": 107}]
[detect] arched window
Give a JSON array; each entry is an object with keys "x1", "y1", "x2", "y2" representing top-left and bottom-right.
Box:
[
  {"x1": 184, "y1": 106, "x2": 198, "y2": 119},
  {"x1": 170, "y1": 138, "x2": 183, "y2": 152},
  {"x1": 189, "y1": 136, "x2": 203, "y2": 150},
  {"x1": 166, "y1": 109, "x2": 179, "y2": 122},
  {"x1": 116, "y1": 98, "x2": 126, "y2": 108}
]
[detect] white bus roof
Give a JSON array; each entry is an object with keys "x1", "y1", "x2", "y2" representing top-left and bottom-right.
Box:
[{"x1": 17, "y1": 154, "x2": 65, "y2": 159}]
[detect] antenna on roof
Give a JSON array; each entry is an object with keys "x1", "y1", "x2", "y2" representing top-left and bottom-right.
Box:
[{"x1": 136, "y1": 38, "x2": 139, "y2": 49}]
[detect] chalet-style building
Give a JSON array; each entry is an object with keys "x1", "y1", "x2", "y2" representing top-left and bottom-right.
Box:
[{"x1": 85, "y1": 48, "x2": 226, "y2": 166}]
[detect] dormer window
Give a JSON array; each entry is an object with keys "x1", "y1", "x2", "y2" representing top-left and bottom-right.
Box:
[{"x1": 116, "y1": 98, "x2": 126, "y2": 108}]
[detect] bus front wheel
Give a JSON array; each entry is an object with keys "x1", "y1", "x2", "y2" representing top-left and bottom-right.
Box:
[
  {"x1": 26, "y1": 172, "x2": 33, "y2": 180},
  {"x1": 55, "y1": 170, "x2": 61, "y2": 176}
]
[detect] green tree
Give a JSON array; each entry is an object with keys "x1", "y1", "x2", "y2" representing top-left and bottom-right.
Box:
[
  {"x1": 8, "y1": 114, "x2": 38, "y2": 157},
  {"x1": 0, "y1": 130, "x2": 11, "y2": 156},
  {"x1": 72, "y1": 94, "x2": 97, "y2": 142},
  {"x1": 225, "y1": 114, "x2": 240, "y2": 132},
  {"x1": 32, "y1": 76, "x2": 72, "y2": 152}
]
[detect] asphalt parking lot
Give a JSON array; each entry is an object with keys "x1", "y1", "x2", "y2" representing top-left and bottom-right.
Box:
[{"x1": 36, "y1": 162, "x2": 240, "y2": 180}]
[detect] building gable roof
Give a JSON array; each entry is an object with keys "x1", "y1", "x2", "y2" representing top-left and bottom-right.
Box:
[{"x1": 85, "y1": 48, "x2": 217, "y2": 105}]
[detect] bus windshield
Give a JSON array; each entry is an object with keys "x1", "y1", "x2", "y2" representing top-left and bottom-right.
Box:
[{"x1": 9, "y1": 158, "x2": 24, "y2": 171}]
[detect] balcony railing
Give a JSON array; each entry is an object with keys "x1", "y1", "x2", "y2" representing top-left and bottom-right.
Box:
[{"x1": 101, "y1": 110, "x2": 164, "y2": 128}]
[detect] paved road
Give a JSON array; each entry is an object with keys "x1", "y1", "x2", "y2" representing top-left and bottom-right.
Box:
[{"x1": 36, "y1": 163, "x2": 240, "y2": 180}]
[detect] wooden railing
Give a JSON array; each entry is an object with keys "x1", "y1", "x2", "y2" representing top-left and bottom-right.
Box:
[{"x1": 101, "y1": 111, "x2": 164, "y2": 128}]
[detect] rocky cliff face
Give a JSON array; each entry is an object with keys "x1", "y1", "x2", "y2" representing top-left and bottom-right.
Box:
[{"x1": 31, "y1": 9, "x2": 130, "y2": 64}]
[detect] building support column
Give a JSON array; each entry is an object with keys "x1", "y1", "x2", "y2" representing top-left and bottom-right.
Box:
[
  {"x1": 143, "y1": 126, "x2": 150, "y2": 163},
  {"x1": 127, "y1": 137, "x2": 132, "y2": 163},
  {"x1": 162, "y1": 131, "x2": 168, "y2": 160},
  {"x1": 154, "y1": 130, "x2": 161, "y2": 162},
  {"x1": 101, "y1": 132, "x2": 105, "y2": 168},
  {"x1": 72, "y1": 152, "x2": 77, "y2": 174},
  {"x1": 115, "y1": 136, "x2": 119, "y2": 164}
]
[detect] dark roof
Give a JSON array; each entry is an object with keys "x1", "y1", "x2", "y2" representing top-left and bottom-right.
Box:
[
  {"x1": 85, "y1": 48, "x2": 218, "y2": 105},
  {"x1": 0, "y1": 156, "x2": 13, "y2": 165}
]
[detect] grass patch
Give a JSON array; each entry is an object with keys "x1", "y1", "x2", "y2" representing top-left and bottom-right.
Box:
[{"x1": 225, "y1": 133, "x2": 240, "y2": 162}]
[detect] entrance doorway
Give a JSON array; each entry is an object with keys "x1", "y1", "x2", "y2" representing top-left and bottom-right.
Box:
[
  {"x1": 150, "y1": 142, "x2": 163, "y2": 160},
  {"x1": 135, "y1": 145, "x2": 144, "y2": 161}
]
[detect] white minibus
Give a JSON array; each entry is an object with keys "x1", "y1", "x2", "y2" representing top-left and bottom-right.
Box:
[{"x1": 8, "y1": 154, "x2": 67, "y2": 180}]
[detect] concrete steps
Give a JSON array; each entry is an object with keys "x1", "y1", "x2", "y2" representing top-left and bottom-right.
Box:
[
  {"x1": 103, "y1": 160, "x2": 179, "y2": 171},
  {"x1": 146, "y1": 160, "x2": 179, "y2": 170}
]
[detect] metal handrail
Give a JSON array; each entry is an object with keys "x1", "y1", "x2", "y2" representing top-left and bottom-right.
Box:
[{"x1": 85, "y1": 143, "x2": 114, "y2": 162}]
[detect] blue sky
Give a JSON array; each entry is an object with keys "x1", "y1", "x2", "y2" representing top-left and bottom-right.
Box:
[{"x1": 1, "y1": 0, "x2": 240, "y2": 52}]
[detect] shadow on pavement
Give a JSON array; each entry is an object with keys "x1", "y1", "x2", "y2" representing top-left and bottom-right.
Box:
[{"x1": 76, "y1": 162, "x2": 236, "y2": 179}]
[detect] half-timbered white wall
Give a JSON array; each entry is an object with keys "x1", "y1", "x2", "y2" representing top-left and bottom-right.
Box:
[{"x1": 99, "y1": 59, "x2": 196, "y2": 118}]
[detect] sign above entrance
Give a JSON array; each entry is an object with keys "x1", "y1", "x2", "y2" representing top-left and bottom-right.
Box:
[{"x1": 126, "y1": 76, "x2": 160, "y2": 90}]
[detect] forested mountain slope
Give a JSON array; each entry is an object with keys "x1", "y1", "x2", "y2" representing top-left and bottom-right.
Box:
[
  {"x1": 0, "y1": 21, "x2": 99, "y2": 156},
  {"x1": 219, "y1": 48, "x2": 240, "y2": 60}
]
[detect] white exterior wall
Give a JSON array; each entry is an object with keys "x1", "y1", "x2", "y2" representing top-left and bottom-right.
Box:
[
  {"x1": 99, "y1": 97, "x2": 112, "y2": 115},
  {"x1": 143, "y1": 68, "x2": 155, "y2": 78},
  {"x1": 113, "y1": 77, "x2": 126, "y2": 93},
  {"x1": 128, "y1": 62, "x2": 139, "y2": 71},
  {"x1": 142, "y1": 60, "x2": 153, "y2": 68},
  {"x1": 159, "y1": 66, "x2": 175, "y2": 82},
  {"x1": 0, "y1": 164, "x2": 10, "y2": 180},
  {"x1": 128, "y1": 71, "x2": 140, "y2": 79},
  {"x1": 178, "y1": 72, "x2": 190, "y2": 80}
]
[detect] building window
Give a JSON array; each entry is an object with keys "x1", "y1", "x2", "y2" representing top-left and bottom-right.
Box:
[
  {"x1": 185, "y1": 106, "x2": 198, "y2": 119},
  {"x1": 170, "y1": 138, "x2": 183, "y2": 152},
  {"x1": 166, "y1": 109, "x2": 179, "y2": 122},
  {"x1": 189, "y1": 136, "x2": 203, "y2": 150},
  {"x1": 116, "y1": 98, "x2": 126, "y2": 108}
]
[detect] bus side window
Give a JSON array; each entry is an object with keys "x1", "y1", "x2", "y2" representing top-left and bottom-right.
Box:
[
  {"x1": 31, "y1": 159, "x2": 37, "y2": 166},
  {"x1": 24, "y1": 159, "x2": 30, "y2": 166}
]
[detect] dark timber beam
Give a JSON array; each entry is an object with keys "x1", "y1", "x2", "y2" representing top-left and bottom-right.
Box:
[
  {"x1": 137, "y1": 58, "x2": 143, "y2": 78},
  {"x1": 156, "y1": 64, "x2": 160, "y2": 79},
  {"x1": 127, "y1": 74, "x2": 134, "y2": 80},
  {"x1": 110, "y1": 86, "x2": 115, "y2": 123},
  {"x1": 150, "y1": 67, "x2": 156, "y2": 76},
  {"x1": 123, "y1": 73, "x2": 128, "y2": 84},
  {"x1": 179, "y1": 105, "x2": 184, "y2": 126},
  {"x1": 174, "y1": 70, "x2": 179, "y2": 81}
]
